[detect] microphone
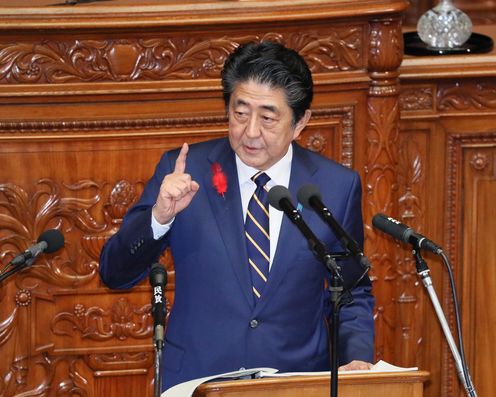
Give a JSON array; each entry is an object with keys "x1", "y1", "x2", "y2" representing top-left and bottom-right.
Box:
[
  {"x1": 268, "y1": 185, "x2": 334, "y2": 269},
  {"x1": 10, "y1": 229, "x2": 65, "y2": 267},
  {"x1": 149, "y1": 262, "x2": 167, "y2": 349},
  {"x1": 297, "y1": 184, "x2": 370, "y2": 269},
  {"x1": 372, "y1": 213, "x2": 443, "y2": 255}
]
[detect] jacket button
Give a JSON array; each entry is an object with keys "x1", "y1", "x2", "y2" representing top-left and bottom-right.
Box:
[{"x1": 249, "y1": 319, "x2": 259, "y2": 328}]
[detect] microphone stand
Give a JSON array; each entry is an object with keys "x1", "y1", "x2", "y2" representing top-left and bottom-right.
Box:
[
  {"x1": 325, "y1": 253, "x2": 358, "y2": 397},
  {"x1": 412, "y1": 247, "x2": 477, "y2": 397},
  {"x1": 280, "y1": 204, "x2": 348, "y2": 397},
  {"x1": 295, "y1": 219, "x2": 349, "y2": 397},
  {"x1": 154, "y1": 338, "x2": 163, "y2": 397},
  {"x1": 152, "y1": 304, "x2": 165, "y2": 397},
  {"x1": 327, "y1": 255, "x2": 343, "y2": 397},
  {"x1": 317, "y1": 248, "x2": 371, "y2": 397}
]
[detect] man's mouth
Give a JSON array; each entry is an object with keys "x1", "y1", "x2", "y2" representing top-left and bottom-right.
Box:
[{"x1": 243, "y1": 144, "x2": 262, "y2": 152}]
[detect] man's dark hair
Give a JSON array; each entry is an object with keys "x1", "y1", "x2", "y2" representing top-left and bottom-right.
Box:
[{"x1": 221, "y1": 41, "x2": 313, "y2": 125}]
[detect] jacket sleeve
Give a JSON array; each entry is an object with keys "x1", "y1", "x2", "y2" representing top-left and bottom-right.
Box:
[
  {"x1": 338, "y1": 284, "x2": 375, "y2": 363},
  {"x1": 99, "y1": 150, "x2": 176, "y2": 290}
]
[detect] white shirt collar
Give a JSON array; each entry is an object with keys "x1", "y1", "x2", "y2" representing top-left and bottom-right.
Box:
[{"x1": 235, "y1": 143, "x2": 293, "y2": 188}]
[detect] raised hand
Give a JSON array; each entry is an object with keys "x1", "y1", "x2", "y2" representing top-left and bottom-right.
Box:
[{"x1": 152, "y1": 143, "x2": 200, "y2": 225}]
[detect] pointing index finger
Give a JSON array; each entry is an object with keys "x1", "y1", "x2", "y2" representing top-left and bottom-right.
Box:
[{"x1": 173, "y1": 143, "x2": 189, "y2": 174}]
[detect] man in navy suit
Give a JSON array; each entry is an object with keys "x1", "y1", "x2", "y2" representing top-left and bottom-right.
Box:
[{"x1": 100, "y1": 41, "x2": 375, "y2": 390}]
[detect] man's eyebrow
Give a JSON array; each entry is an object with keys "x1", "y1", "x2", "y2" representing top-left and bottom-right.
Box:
[
  {"x1": 233, "y1": 98, "x2": 279, "y2": 114},
  {"x1": 234, "y1": 98, "x2": 249, "y2": 107},
  {"x1": 260, "y1": 104, "x2": 278, "y2": 114}
]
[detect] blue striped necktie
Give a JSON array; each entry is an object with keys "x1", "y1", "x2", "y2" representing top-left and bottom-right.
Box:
[{"x1": 245, "y1": 172, "x2": 271, "y2": 301}]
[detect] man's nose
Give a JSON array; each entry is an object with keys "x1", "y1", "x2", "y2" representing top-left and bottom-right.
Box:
[{"x1": 245, "y1": 116, "x2": 261, "y2": 137}]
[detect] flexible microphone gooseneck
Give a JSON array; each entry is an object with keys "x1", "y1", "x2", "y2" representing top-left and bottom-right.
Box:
[
  {"x1": 268, "y1": 185, "x2": 337, "y2": 272},
  {"x1": 297, "y1": 184, "x2": 370, "y2": 269}
]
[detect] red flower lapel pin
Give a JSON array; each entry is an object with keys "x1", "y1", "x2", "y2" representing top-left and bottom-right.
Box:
[{"x1": 211, "y1": 163, "x2": 227, "y2": 198}]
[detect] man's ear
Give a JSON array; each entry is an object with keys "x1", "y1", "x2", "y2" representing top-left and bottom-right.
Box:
[{"x1": 293, "y1": 109, "x2": 312, "y2": 140}]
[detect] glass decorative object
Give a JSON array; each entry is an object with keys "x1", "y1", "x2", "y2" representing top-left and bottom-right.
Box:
[{"x1": 417, "y1": 0, "x2": 472, "y2": 48}]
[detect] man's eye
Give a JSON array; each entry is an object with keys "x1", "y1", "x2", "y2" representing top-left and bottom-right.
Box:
[{"x1": 262, "y1": 115, "x2": 274, "y2": 122}]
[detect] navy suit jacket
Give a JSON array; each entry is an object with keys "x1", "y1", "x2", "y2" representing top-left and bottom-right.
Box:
[{"x1": 99, "y1": 137, "x2": 374, "y2": 390}]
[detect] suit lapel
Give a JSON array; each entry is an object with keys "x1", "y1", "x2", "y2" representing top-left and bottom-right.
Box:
[
  {"x1": 205, "y1": 140, "x2": 254, "y2": 308},
  {"x1": 252, "y1": 143, "x2": 318, "y2": 316}
]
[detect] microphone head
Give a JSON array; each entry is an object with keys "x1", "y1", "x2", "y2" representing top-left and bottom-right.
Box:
[
  {"x1": 371, "y1": 213, "x2": 389, "y2": 229},
  {"x1": 296, "y1": 184, "x2": 321, "y2": 209},
  {"x1": 149, "y1": 262, "x2": 167, "y2": 287},
  {"x1": 268, "y1": 185, "x2": 292, "y2": 211},
  {"x1": 37, "y1": 229, "x2": 65, "y2": 253},
  {"x1": 372, "y1": 213, "x2": 409, "y2": 243}
]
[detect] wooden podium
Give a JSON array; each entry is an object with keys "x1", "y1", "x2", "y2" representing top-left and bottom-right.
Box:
[{"x1": 194, "y1": 371, "x2": 430, "y2": 397}]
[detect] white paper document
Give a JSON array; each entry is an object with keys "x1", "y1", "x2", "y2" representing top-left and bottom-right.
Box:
[
  {"x1": 369, "y1": 359, "x2": 418, "y2": 373},
  {"x1": 161, "y1": 360, "x2": 418, "y2": 397},
  {"x1": 161, "y1": 367, "x2": 278, "y2": 397}
]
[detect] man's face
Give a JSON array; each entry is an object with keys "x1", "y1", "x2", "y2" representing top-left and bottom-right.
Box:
[{"x1": 228, "y1": 80, "x2": 310, "y2": 170}]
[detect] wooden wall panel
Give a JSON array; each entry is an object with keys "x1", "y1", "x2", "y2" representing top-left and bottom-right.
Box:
[
  {"x1": 461, "y1": 144, "x2": 496, "y2": 397},
  {"x1": 400, "y1": 46, "x2": 496, "y2": 396},
  {"x1": 445, "y1": 131, "x2": 496, "y2": 397}
]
